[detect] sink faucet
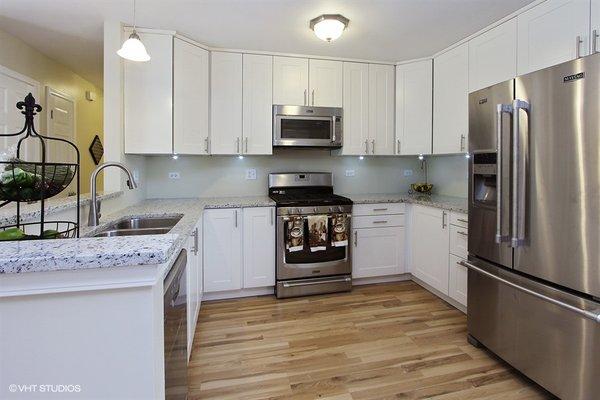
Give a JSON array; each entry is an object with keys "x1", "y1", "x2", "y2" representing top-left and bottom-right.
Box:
[{"x1": 88, "y1": 162, "x2": 138, "y2": 227}]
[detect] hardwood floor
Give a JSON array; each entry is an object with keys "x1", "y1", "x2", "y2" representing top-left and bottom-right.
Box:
[{"x1": 188, "y1": 282, "x2": 552, "y2": 399}]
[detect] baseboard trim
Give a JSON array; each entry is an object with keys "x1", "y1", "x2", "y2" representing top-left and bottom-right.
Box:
[
  {"x1": 411, "y1": 276, "x2": 467, "y2": 314},
  {"x1": 352, "y1": 274, "x2": 412, "y2": 286},
  {"x1": 203, "y1": 287, "x2": 274, "y2": 301}
]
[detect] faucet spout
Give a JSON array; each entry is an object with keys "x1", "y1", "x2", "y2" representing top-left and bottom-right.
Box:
[{"x1": 88, "y1": 162, "x2": 138, "y2": 227}]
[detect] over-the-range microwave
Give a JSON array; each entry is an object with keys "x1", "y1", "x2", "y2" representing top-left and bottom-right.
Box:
[{"x1": 272, "y1": 105, "x2": 343, "y2": 148}]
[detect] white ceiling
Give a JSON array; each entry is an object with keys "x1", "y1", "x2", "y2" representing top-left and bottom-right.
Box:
[{"x1": 0, "y1": 0, "x2": 536, "y2": 88}]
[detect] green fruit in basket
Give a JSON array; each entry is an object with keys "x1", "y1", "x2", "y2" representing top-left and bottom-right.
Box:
[
  {"x1": 0, "y1": 227, "x2": 26, "y2": 241},
  {"x1": 42, "y1": 229, "x2": 61, "y2": 239}
]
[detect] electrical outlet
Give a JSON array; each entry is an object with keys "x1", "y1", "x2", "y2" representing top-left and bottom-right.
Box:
[
  {"x1": 345, "y1": 169, "x2": 356, "y2": 177},
  {"x1": 403, "y1": 169, "x2": 413, "y2": 177},
  {"x1": 245, "y1": 169, "x2": 257, "y2": 180},
  {"x1": 168, "y1": 172, "x2": 180, "y2": 180}
]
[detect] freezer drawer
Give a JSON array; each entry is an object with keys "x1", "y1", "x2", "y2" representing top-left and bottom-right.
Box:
[{"x1": 464, "y1": 258, "x2": 600, "y2": 400}]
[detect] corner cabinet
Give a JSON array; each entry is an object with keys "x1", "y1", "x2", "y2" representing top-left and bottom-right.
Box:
[
  {"x1": 124, "y1": 33, "x2": 209, "y2": 155},
  {"x1": 433, "y1": 42, "x2": 469, "y2": 155},
  {"x1": 395, "y1": 60, "x2": 432, "y2": 155},
  {"x1": 203, "y1": 207, "x2": 275, "y2": 293}
]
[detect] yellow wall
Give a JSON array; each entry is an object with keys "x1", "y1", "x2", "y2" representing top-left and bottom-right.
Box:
[{"x1": 0, "y1": 28, "x2": 103, "y2": 193}]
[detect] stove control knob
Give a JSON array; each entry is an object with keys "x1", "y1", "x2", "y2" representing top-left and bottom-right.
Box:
[
  {"x1": 313, "y1": 207, "x2": 318, "y2": 213},
  {"x1": 338, "y1": 206, "x2": 343, "y2": 212},
  {"x1": 328, "y1": 207, "x2": 333, "y2": 213}
]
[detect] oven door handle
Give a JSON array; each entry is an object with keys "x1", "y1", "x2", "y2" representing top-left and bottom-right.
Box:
[{"x1": 282, "y1": 277, "x2": 351, "y2": 288}]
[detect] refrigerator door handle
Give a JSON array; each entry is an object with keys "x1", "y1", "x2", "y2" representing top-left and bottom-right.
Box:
[
  {"x1": 496, "y1": 103, "x2": 512, "y2": 244},
  {"x1": 460, "y1": 261, "x2": 600, "y2": 323},
  {"x1": 511, "y1": 99, "x2": 529, "y2": 247}
]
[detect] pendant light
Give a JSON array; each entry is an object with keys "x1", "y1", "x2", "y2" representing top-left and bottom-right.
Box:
[
  {"x1": 310, "y1": 14, "x2": 349, "y2": 42},
  {"x1": 117, "y1": 0, "x2": 151, "y2": 62}
]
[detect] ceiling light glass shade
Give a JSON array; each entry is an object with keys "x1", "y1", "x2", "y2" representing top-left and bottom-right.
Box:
[
  {"x1": 310, "y1": 14, "x2": 349, "y2": 42},
  {"x1": 117, "y1": 31, "x2": 150, "y2": 62}
]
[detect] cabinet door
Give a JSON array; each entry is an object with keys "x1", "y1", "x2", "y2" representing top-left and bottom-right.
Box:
[
  {"x1": 368, "y1": 64, "x2": 395, "y2": 155},
  {"x1": 448, "y1": 254, "x2": 468, "y2": 307},
  {"x1": 203, "y1": 209, "x2": 242, "y2": 292},
  {"x1": 273, "y1": 56, "x2": 309, "y2": 106},
  {"x1": 353, "y1": 227, "x2": 405, "y2": 278},
  {"x1": 242, "y1": 54, "x2": 273, "y2": 155},
  {"x1": 468, "y1": 19, "x2": 517, "y2": 92},
  {"x1": 410, "y1": 205, "x2": 450, "y2": 294},
  {"x1": 124, "y1": 32, "x2": 172, "y2": 154},
  {"x1": 174, "y1": 39, "x2": 209, "y2": 155},
  {"x1": 309, "y1": 59, "x2": 343, "y2": 107},
  {"x1": 433, "y1": 42, "x2": 469, "y2": 154},
  {"x1": 210, "y1": 52, "x2": 243, "y2": 155},
  {"x1": 517, "y1": 0, "x2": 590, "y2": 75},
  {"x1": 340, "y1": 62, "x2": 369, "y2": 155},
  {"x1": 395, "y1": 60, "x2": 432, "y2": 155},
  {"x1": 592, "y1": 0, "x2": 600, "y2": 54},
  {"x1": 243, "y1": 207, "x2": 276, "y2": 288},
  {"x1": 185, "y1": 229, "x2": 200, "y2": 358}
]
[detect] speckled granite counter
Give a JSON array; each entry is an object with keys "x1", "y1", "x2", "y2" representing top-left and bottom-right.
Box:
[
  {"x1": 0, "y1": 196, "x2": 274, "y2": 275},
  {"x1": 344, "y1": 193, "x2": 468, "y2": 214}
]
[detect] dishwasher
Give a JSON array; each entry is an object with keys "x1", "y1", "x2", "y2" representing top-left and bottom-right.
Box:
[{"x1": 164, "y1": 249, "x2": 188, "y2": 399}]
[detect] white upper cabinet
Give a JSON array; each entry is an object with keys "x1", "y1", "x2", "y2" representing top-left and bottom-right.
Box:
[
  {"x1": 308, "y1": 59, "x2": 343, "y2": 107},
  {"x1": 273, "y1": 56, "x2": 309, "y2": 106},
  {"x1": 242, "y1": 207, "x2": 276, "y2": 288},
  {"x1": 124, "y1": 32, "x2": 173, "y2": 154},
  {"x1": 174, "y1": 38, "x2": 209, "y2": 155},
  {"x1": 395, "y1": 60, "x2": 432, "y2": 156},
  {"x1": 433, "y1": 42, "x2": 469, "y2": 154},
  {"x1": 517, "y1": 0, "x2": 591, "y2": 75},
  {"x1": 593, "y1": 0, "x2": 600, "y2": 54},
  {"x1": 368, "y1": 64, "x2": 395, "y2": 155},
  {"x1": 210, "y1": 51, "x2": 243, "y2": 155},
  {"x1": 468, "y1": 19, "x2": 517, "y2": 92},
  {"x1": 340, "y1": 62, "x2": 370, "y2": 156},
  {"x1": 242, "y1": 54, "x2": 273, "y2": 155}
]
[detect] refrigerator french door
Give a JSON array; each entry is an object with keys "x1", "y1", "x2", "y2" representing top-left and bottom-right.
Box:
[{"x1": 466, "y1": 54, "x2": 600, "y2": 400}]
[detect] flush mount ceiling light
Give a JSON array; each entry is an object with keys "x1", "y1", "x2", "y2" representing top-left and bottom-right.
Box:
[
  {"x1": 310, "y1": 14, "x2": 349, "y2": 42},
  {"x1": 117, "y1": 0, "x2": 150, "y2": 62}
]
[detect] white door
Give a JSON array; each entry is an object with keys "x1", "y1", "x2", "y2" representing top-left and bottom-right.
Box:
[
  {"x1": 242, "y1": 207, "x2": 276, "y2": 288},
  {"x1": 517, "y1": 0, "x2": 590, "y2": 75},
  {"x1": 410, "y1": 205, "x2": 450, "y2": 294},
  {"x1": 395, "y1": 60, "x2": 432, "y2": 156},
  {"x1": 468, "y1": 18, "x2": 517, "y2": 92},
  {"x1": 340, "y1": 62, "x2": 369, "y2": 156},
  {"x1": 46, "y1": 87, "x2": 76, "y2": 164},
  {"x1": 353, "y1": 227, "x2": 405, "y2": 278},
  {"x1": 185, "y1": 230, "x2": 199, "y2": 358},
  {"x1": 210, "y1": 52, "x2": 243, "y2": 155},
  {"x1": 592, "y1": 0, "x2": 600, "y2": 54},
  {"x1": 173, "y1": 38, "x2": 209, "y2": 155},
  {"x1": 0, "y1": 68, "x2": 39, "y2": 161},
  {"x1": 433, "y1": 42, "x2": 469, "y2": 154},
  {"x1": 368, "y1": 64, "x2": 395, "y2": 155},
  {"x1": 124, "y1": 31, "x2": 172, "y2": 154},
  {"x1": 242, "y1": 54, "x2": 273, "y2": 155},
  {"x1": 308, "y1": 59, "x2": 343, "y2": 107},
  {"x1": 203, "y1": 209, "x2": 242, "y2": 292},
  {"x1": 448, "y1": 254, "x2": 468, "y2": 307},
  {"x1": 273, "y1": 56, "x2": 309, "y2": 106}
]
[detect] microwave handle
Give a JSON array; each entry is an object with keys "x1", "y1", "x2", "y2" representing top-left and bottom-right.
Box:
[{"x1": 331, "y1": 116, "x2": 336, "y2": 143}]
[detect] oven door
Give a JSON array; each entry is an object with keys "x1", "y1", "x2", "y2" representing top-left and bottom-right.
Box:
[{"x1": 277, "y1": 215, "x2": 351, "y2": 279}]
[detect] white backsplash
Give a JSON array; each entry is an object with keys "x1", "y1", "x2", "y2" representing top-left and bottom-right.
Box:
[
  {"x1": 427, "y1": 155, "x2": 468, "y2": 198},
  {"x1": 145, "y1": 149, "x2": 426, "y2": 198}
]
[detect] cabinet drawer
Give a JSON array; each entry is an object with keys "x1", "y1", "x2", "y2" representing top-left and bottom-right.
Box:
[
  {"x1": 449, "y1": 225, "x2": 468, "y2": 259},
  {"x1": 353, "y1": 203, "x2": 405, "y2": 216},
  {"x1": 353, "y1": 214, "x2": 405, "y2": 229},
  {"x1": 449, "y1": 212, "x2": 468, "y2": 228}
]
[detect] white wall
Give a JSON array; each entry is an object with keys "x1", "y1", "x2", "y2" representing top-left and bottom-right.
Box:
[
  {"x1": 145, "y1": 150, "x2": 425, "y2": 198},
  {"x1": 427, "y1": 155, "x2": 468, "y2": 197}
]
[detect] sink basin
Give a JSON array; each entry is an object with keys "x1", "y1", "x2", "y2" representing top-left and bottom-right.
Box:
[{"x1": 92, "y1": 215, "x2": 182, "y2": 238}]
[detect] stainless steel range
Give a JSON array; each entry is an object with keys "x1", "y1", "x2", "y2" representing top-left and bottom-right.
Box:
[{"x1": 269, "y1": 172, "x2": 352, "y2": 298}]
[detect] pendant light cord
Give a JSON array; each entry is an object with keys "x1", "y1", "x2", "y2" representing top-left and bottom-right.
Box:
[{"x1": 133, "y1": 0, "x2": 137, "y2": 31}]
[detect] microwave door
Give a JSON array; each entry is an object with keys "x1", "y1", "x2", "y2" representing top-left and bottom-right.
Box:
[{"x1": 274, "y1": 115, "x2": 333, "y2": 147}]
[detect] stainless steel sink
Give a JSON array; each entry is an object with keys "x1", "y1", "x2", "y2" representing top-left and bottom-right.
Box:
[{"x1": 93, "y1": 215, "x2": 182, "y2": 238}]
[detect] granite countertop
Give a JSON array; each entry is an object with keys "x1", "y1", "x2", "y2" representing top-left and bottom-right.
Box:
[
  {"x1": 344, "y1": 193, "x2": 468, "y2": 214},
  {"x1": 0, "y1": 196, "x2": 274, "y2": 275}
]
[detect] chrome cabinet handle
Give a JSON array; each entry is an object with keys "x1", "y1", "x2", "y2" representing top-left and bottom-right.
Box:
[
  {"x1": 512, "y1": 99, "x2": 530, "y2": 248},
  {"x1": 371, "y1": 139, "x2": 375, "y2": 154},
  {"x1": 459, "y1": 261, "x2": 600, "y2": 323},
  {"x1": 576, "y1": 35, "x2": 583, "y2": 58},
  {"x1": 373, "y1": 220, "x2": 388, "y2": 224},
  {"x1": 593, "y1": 30, "x2": 599, "y2": 54},
  {"x1": 204, "y1": 137, "x2": 209, "y2": 153},
  {"x1": 496, "y1": 103, "x2": 512, "y2": 244},
  {"x1": 191, "y1": 228, "x2": 199, "y2": 255},
  {"x1": 397, "y1": 139, "x2": 401, "y2": 154},
  {"x1": 236, "y1": 137, "x2": 240, "y2": 154},
  {"x1": 304, "y1": 89, "x2": 307, "y2": 106},
  {"x1": 442, "y1": 211, "x2": 447, "y2": 229},
  {"x1": 364, "y1": 139, "x2": 369, "y2": 154},
  {"x1": 457, "y1": 230, "x2": 468, "y2": 236},
  {"x1": 312, "y1": 89, "x2": 315, "y2": 105},
  {"x1": 244, "y1": 137, "x2": 248, "y2": 153},
  {"x1": 271, "y1": 208, "x2": 274, "y2": 226},
  {"x1": 373, "y1": 208, "x2": 388, "y2": 212},
  {"x1": 331, "y1": 116, "x2": 336, "y2": 143},
  {"x1": 460, "y1": 134, "x2": 466, "y2": 152},
  {"x1": 354, "y1": 231, "x2": 358, "y2": 247},
  {"x1": 457, "y1": 218, "x2": 468, "y2": 223},
  {"x1": 234, "y1": 210, "x2": 238, "y2": 228}
]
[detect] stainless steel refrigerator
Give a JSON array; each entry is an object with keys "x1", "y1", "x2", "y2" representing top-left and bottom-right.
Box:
[{"x1": 465, "y1": 53, "x2": 600, "y2": 400}]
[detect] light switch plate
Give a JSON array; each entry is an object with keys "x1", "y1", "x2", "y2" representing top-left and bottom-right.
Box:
[
  {"x1": 245, "y1": 169, "x2": 257, "y2": 180},
  {"x1": 168, "y1": 172, "x2": 180, "y2": 180},
  {"x1": 345, "y1": 169, "x2": 356, "y2": 177},
  {"x1": 403, "y1": 169, "x2": 413, "y2": 176}
]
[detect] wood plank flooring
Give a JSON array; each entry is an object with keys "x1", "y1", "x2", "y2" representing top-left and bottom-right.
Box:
[{"x1": 188, "y1": 282, "x2": 553, "y2": 399}]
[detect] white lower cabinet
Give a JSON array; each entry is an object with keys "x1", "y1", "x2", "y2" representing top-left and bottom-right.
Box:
[
  {"x1": 448, "y1": 254, "x2": 468, "y2": 307},
  {"x1": 203, "y1": 207, "x2": 275, "y2": 293},
  {"x1": 353, "y1": 226, "x2": 405, "y2": 278},
  {"x1": 186, "y1": 221, "x2": 202, "y2": 358}
]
